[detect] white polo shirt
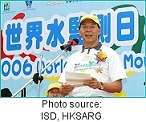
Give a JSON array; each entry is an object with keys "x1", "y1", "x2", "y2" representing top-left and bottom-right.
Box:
[{"x1": 59, "y1": 45, "x2": 127, "y2": 97}]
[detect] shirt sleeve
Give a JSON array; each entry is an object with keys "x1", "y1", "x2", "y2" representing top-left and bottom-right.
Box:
[{"x1": 108, "y1": 50, "x2": 127, "y2": 82}]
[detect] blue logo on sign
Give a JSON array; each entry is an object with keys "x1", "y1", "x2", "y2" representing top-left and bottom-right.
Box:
[{"x1": 25, "y1": 1, "x2": 32, "y2": 8}]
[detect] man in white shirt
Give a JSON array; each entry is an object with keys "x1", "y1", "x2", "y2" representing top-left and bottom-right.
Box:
[{"x1": 59, "y1": 14, "x2": 127, "y2": 97}]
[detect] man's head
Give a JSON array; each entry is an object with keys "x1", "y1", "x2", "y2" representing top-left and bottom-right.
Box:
[
  {"x1": 79, "y1": 14, "x2": 101, "y2": 47},
  {"x1": 79, "y1": 14, "x2": 100, "y2": 28},
  {"x1": 47, "y1": 83, "x2": 63, "y2": 97}
]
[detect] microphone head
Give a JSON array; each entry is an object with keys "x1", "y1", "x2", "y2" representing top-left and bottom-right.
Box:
[
  {"x1": 72, "y1": 38, "x2": 79, "y2": 44},
  {"x1": 72, "y1": 38, "x2": 79, "y2": 46},
  {"x1": 60, "y1": 38, "x2": 79, "y2": 51}
]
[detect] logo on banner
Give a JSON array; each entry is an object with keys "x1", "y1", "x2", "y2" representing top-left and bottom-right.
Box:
[
  {"x1": 3, "y1": 2, "x2": 10, "y2": 11},
  {"x1": 25, "y1": 1, "x2": 32, "y2": 8},
  {"x1": 2, "y1": 2, "x2": 15, "y2": 14},
  {"x1": 23, "y1": 1, "x2": 35, "y2": 11}
]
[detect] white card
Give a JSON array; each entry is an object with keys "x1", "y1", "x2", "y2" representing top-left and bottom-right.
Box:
[{"x1": 65, "y1": 72, "x2": 91, "y2": 87}]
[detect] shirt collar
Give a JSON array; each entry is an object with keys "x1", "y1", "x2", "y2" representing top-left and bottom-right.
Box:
[{"x1": 81, "y1": 42, "x2": 102, "y2": 54}]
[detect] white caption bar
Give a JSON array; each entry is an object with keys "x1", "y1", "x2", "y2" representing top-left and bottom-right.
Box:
[{"x1": 0, "y1": 98, "x2": 145, "y2": 122}]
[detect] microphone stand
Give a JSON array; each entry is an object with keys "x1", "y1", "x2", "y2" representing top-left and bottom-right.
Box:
[
  {"x1": 37, "y1": 55, "x2": 43, "y2": 97},
  {"x1": 12, "y1": 46, "x2": 72, "y2": 97}
]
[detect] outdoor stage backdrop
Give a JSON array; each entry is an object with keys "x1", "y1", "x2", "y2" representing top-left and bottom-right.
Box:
[{"x1": 1, "y1": 1, "x2": 145, "y2": 97}]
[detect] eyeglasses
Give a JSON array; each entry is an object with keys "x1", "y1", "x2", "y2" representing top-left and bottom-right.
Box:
[{"x1": 80, "y1": 25, "x2": 98, "y2": 30}]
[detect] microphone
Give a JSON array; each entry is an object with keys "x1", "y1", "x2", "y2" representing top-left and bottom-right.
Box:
[
  {"x1": 60, "y1": 38, "x2": 79, "y2": 50},
  {"x1": 1, "y1": 88, "x2": 12, "y2": 97}
]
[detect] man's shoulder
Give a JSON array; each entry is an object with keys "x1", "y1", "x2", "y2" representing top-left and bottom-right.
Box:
[
  {"x1": 101, "y1": 45, "x2": 118, "y2": 57},
  {"x1": 101, "y1": 45, "x2": 115, "y2": 52}
]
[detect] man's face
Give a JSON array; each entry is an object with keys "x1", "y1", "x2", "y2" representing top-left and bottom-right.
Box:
[
  {"x1": 79, "y1": 19, "x2": 100, "y2": 44},
  {"x1": 47, "y1": 88, "x2": 63, "y2": 97}
]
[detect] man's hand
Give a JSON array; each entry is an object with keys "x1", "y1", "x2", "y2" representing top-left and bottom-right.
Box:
[
  {"x1": 60, "y1": 83, "x2": 75, "y2": 96},
  {"x1": 83, "y1": 77, "x2": 100, "y2": 89},
  {"x1": 83, "y1": 77, "x2": 123, "y2": 93}
]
